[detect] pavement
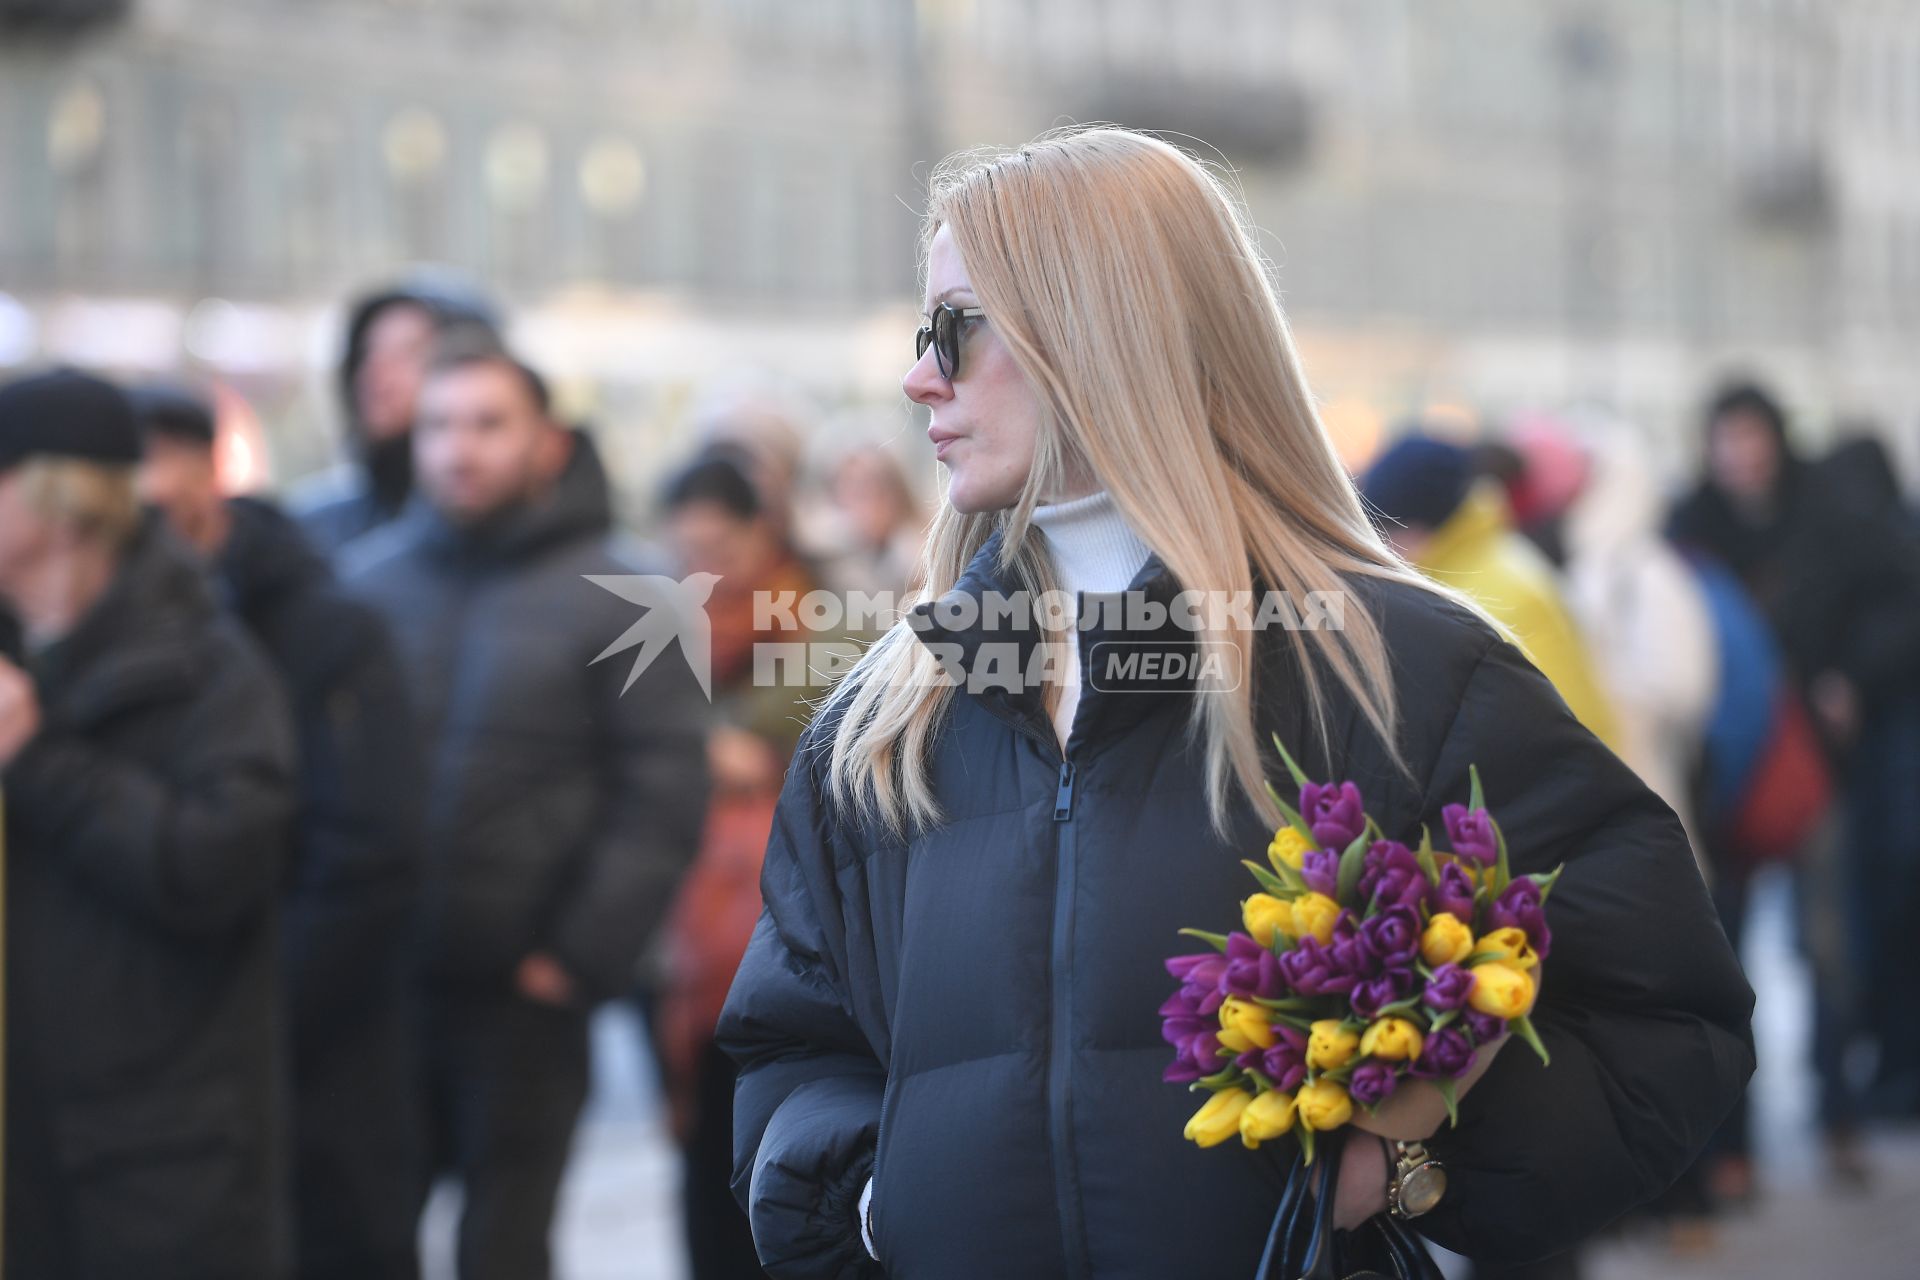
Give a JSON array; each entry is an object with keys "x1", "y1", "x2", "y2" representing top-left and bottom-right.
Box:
[{"x1": 422, "y1": 871, "x2": 1920, "y2": 1279}]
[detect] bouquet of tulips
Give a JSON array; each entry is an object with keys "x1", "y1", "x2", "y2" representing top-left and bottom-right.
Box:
[{"x1": 1162, "y1": 738, "x2": 1558, "y2": 1162}]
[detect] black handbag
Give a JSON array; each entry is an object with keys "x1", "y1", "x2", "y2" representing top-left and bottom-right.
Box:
[{"x1": 1254, "y1": 1129, "x2": 1445, "y2": 1280}]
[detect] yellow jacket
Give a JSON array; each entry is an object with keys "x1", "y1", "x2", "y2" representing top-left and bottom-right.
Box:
[{"x1": 1414, "y1": 486, "x2": 1624, "y2": 754}]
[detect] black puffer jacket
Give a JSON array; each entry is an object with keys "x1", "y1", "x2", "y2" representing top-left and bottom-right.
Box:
[
  {"x1": 719, "y1": 532, "x2": 1755, "y2": 1278},
  {"x1": 219, "y1": 495, "x2": 426, "y2": 1273},
  {"x1": 3, "y1": 515, "x2": 296, "y2": 1280},
  {"x1": 342, "y1": 433, "x2": 709, "y2": 1000}
]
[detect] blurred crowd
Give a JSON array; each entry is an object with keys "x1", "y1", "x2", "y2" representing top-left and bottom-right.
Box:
[
  {"x1": 2, "y1": 270, "x2": 1917, "y2": 1280},
  {"x1": 0, "y1": 274, "x2": 924, "y2": 1280},
  {"x1": 1359, "y1": 388, "x2": 1920, "y2": 1278}
]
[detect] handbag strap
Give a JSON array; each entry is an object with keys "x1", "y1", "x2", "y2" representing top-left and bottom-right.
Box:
[
  {"x1": 1255, "y1": 1129, "x2": 1345, "y2": 1280},
  {"x1": 1254, "y1": 1128, "x2": 1442, "y2": 1280}
]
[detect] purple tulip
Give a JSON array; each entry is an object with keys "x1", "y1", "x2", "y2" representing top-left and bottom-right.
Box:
[
  {"x1": 1300, "y1": 848, "x2": 1341, "y2": 897},
  {"x1": 1349, "y1": 1060, "x2": 1400, "y2": 1108},
  {"x1": 1329, "y1": 912, "x2": 1382, "y2": 979},
  {"x1": 1443, "y1": 803, "x2": 1498, "y2": 864},
  {"x1": 1422, "y1": 963, "x2": 1477, "y2": 1012},
  {"x1": 1464, "y1": 1009, "x2": 1507, "y2": 1045},
  {"x1": 1302, "y1": 780, "x2": 1366, "y2": 851},
  {"x1": 1358, "y1": 841, "x2": 1429, "y2": 911},
  {"x1": 1360, "y1": 906, "x2": 1423, "y2": 972},
  {"x1": 1256, "y1": 1025, "x2": 1311, "y2": 1093},
  {"x1": 1491, "y1": 878, "x2": 1553, "y2": 958},
  {"x1": 1411, "y1": 1026, "x2": 1476, "y2": 1080},
  {"x1": 1166, "y1": 952, "x2": 1225, "y2": 983},
  {"x1": 1166, "y1": 951, "x2": 1229, "y2": 1015},
  {"x1": 1221, "y1": 932, "x2": 1286, "y2": 1000},
  {"x1": 1278, "y1": 936, "x2": 1358, "y2": 997},
  {"x1": 1162, "y1": 1023, "x2": 1225, "y2": 1083},
  {"x1": 1433, "y1": 860, "x2": 1478, "y2": 923},
  {"x1": 1350, "y1": 967, "x2": 1417, "y2": 1021}
]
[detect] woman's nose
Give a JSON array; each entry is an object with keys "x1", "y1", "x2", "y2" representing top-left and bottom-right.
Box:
[{"x1": 903, "y1": 347, "x2": 949, "y2": 406}]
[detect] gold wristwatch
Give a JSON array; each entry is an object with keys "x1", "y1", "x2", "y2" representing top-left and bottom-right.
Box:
[{"x1": 1385, "y1": 1139, "x2": 1447, "y2": 1220}]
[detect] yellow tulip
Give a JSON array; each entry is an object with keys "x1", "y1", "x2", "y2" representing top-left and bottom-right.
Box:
[
  {"x1": 1243, "y1": 893, "x2": 1292, "y2": 949},
  {"x1": 1290, "y1": 893, "x2": 1341, "y2": 946},
  {"x1": 1217, "y1": 997, "x2": 1277, "y2": 1054},
  {"x1": 1269, "y1": 826, "x2": 1314, "y2": 872},
  {"x1": 1467, "y1": 961, "x2": 1537, "y2": 1019},
  {"x1": 1239, "y1": 1089, "x2": 1298, "y2": 1148},
  {"x1": 1296, "y1": 1079, "x2": 1354, "y2": 1132},
  {"x1": 1306, "y1": 1019, "x2": 1360, "y2": 1072},
  {"x1": 1420, "y1": 912, "x2": 1474, "y2": 967},
  {"x1": 1476, "y1": 926, "x2": 1539, "y2": 971},
  {"x1": 1184, "y1": 1088, "x2": 1252, "y2": 1148},
  {"x1": 1359, "y1": 1017, "x2": 1425, "y2": 1063}
]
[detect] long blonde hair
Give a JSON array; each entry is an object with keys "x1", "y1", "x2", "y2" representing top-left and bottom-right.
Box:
[{"x1": 825, "y1": 127, "x2": 1437, "y2": 838}]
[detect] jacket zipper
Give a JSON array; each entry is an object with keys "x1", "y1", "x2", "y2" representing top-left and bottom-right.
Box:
[
  {"x1": 868, "y1": 1072, "x2": 893, "y2": 1261},
  {"x1": 1047, "y1": 750, "x2": 1091, "y2": 1278}
]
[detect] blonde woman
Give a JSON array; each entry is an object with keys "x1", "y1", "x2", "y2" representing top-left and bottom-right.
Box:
[
  {"x1": 0, "y1": 369, "x2": 295, "y2": 1278},
  {"x1": 719, "y1": 130, "x2": 1751, "y2": 1279}
]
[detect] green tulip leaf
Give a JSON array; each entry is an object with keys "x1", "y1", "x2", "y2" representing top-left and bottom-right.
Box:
[
  {"x1": 1178, "y1": 928, "x2": 1231, "y2": 953},
  {"x1": 1491, "y1": 820, "x2": 1512, "y2": 898},
  {"x1": 1242, "y1": 861, "x2": 1292, "y2": 898},
  {"x1": 1270, "y1": 733, "x2": 1312, "y2": 790},
  {"x1": 1336, "y1": 830, "x2": 1370, "y2": 904},
  {"x1": 1512, "y1": 1014, "x2": 1552, "y2": 1066}
]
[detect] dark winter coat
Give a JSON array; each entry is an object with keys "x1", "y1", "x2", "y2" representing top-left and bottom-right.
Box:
[
  {"x1": 719, "y1": 531, "x2": 1755, "y2": 1278},
  {"x1": 3, "y1": 515, "x2": 297, "y2": 1280},
  {"x1": 342, "y1": 432, "x2": 709, "y2": 1001},
  {"x1": 1670, "y1": 457, "x2": 1920, "y2": 710},
  {"x1": 218, "y1": 495, "x2": 426, "y2": 1276}
]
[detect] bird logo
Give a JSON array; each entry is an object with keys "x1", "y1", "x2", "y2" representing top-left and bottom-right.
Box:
[{"x1": 585, "y1": 572, "x2": 722, "y2": 700}]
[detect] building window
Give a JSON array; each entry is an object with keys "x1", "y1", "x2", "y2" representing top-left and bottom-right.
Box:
[
  {"x1": 48, "y1": 79, "x2": 108, "y2": 273},
  {"x1": 382, "y1": 106, "x2": 450, "y2": 261},
  {"x1": 579, "y1": 134, "x2": 647, "y2": 283},
  {"x1": 486, "y1": 121, "x2": 551, "y2": 286}
]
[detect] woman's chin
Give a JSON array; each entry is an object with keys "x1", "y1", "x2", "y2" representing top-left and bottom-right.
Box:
[{"x1": 945, "y1": 472, "x2": 1018, "y2": 516}]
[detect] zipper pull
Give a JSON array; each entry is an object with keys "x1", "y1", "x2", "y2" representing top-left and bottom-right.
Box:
[{"x1": 1053, "y1": 761, "x2": 1077, "y2": 822}]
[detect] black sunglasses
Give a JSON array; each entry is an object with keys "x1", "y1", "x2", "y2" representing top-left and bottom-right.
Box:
[{"x1": 914, "y1": 303, "x2": 987, "y2": 381}]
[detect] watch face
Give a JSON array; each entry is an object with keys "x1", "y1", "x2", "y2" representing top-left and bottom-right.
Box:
[{"x1": 1401, "y1": 1164, "x2": 1447, "y2": 1216}]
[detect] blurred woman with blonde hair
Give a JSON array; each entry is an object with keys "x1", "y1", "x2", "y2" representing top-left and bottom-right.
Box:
[
  {"x1": 720, "y1": 129, "x2": 1751, "y2": 1279},
  {"x1": 0, "y1": 369, "x2": 294, "y2": 1279}
]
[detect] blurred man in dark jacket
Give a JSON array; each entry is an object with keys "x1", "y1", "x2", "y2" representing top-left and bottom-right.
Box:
[
  {"x1": 293, "y1": 273, "x2": 501, "y2": 557},
  {"x1": 342, "y1": 344, "x2": 710, "y2": 1280},
  {"x1": 0, "y1": 368, "x2": 296, "y2": 1279},
  {"x1": 135, "y1": 383, "x2": 427, "y2": 1280}
]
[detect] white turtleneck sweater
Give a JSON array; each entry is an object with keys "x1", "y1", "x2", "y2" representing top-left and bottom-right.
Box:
[{"x1": 1029, "y1": 489, "x2": 1153, "y2": 750}]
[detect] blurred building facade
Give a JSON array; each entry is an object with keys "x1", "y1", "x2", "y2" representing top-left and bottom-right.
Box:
[{"x1": 2, "y1": 0, "x2": 1918, "y2": 486}]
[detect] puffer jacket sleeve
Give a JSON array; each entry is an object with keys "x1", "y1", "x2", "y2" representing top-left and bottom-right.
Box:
[
  {"x1": 5, "y1": 626, "x2": 296, "y2": 936},
  {"x1": 718, "y1": 728, "x2": 886, "y2": 1280},
  {"x1": 547, "y1": 611, "x2": 712, "y2": 1002},
  {"x1": 1410, "y1": 634, "x2": 1754, "y2": 1266}
]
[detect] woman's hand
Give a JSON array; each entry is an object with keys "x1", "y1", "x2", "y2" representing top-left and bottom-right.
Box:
[
  {"x1": 1333, "y1": 1037, "x2": 1508, "y2": 1229},
  {"x1": 1349, "y1": 1033, "x2": 1509, "y2": 1142}
]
